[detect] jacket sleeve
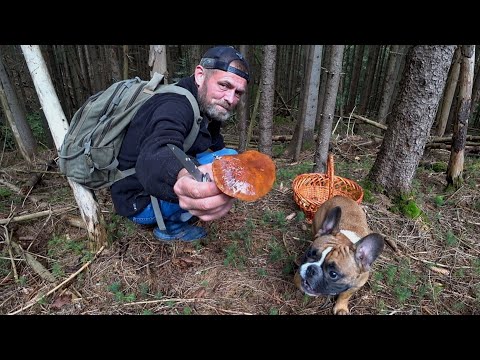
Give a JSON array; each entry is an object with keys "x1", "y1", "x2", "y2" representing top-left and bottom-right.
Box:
[{"x1": 135, "y1": 94, "x2": 195, "y2": 202}]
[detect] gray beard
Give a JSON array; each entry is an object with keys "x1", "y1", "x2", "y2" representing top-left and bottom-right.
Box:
[
  {"x1": 198, "y1": 86, "x2": 232, "y2": 122},
  {"x1": 201, "y1": 103, "x2": 232, "y2": 122}
]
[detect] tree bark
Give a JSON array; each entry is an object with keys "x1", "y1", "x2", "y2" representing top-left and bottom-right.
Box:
[
  {"x1": 258, "y1": 45, "x2": 276, "y2": 156},
  {"x1": 368, "y1": 45, "x2": 455, "y2": 196},
  {"x1": 0, "y1": 50, "x2": 36, "y2": 163},
  {"x1": 433, "y1": 47, "x2": 461, "y2": 136},
  {"x1": 237, "y1": 45, "x2": 251, "y2": 153},
  {"x1": 21, "y1": 45, "x2": 107, "y2": 251},
  {"x1": 296, "y1": 45, "x2": 322, "y2": 160},
  {"x1": 149, "y1": 45, "x2": 168, "y2": 82},
  {"x1": 447, "y1": 45, "x2": 475, "y2": 188},
  {"x1": 313, "y1": 45, "x2": 345, "y2": 173}
]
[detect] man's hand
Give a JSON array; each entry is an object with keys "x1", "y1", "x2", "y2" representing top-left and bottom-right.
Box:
[{"x1": 174, "y1": 163, "x2": 234, "y2": 221}]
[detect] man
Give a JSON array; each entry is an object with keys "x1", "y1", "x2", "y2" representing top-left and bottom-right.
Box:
[{"x1": 111, "y1": 46, "x2": 249, "y2": 242}]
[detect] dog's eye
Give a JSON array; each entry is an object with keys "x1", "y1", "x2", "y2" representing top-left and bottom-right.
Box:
[{"x1": 329, "y1": 271, "x2": 338, "y2": 279}]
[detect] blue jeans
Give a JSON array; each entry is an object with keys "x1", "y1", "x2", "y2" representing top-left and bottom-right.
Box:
[{"x1": 128, "y1": 148, "x2": 238, "y2": 225}]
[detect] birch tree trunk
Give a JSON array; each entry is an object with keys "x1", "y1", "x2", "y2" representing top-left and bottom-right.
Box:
[
  {"x1": 447, "y1": 45, "x2": 475, "y2": 188},
  {"x1": 21, "y1": 45, "x2": 107, "y2": 251},
  {"x1": 149, "y1": 45, "x2": 168, "y2": 82},
  {"x1": 368, "y1": 45, "x2": 455, "y2": 196},
  {"x1": 258, "y1": 45, "x2": 276, "y2": 156},
  {"x1": 0, "y1": 51, "x2": 36, "y2": 163}
]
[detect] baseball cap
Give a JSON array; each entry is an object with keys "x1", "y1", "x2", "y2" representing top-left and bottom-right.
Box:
[{"x1": 200, "y1": 46, "x2": 250, "y2": 82}]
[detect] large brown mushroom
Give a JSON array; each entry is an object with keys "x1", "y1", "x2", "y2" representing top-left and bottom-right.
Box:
[{"x1": 212, "y1": 150, "x2": 276, "y2": 202}]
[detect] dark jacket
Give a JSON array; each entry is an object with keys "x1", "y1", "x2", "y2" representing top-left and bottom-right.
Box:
[{"x1": 110, "y1": 75, "x2": 225, "y2": 217}]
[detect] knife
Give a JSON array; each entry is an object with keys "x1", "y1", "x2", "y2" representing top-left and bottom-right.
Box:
[{"x1": 167, "y1": 144, "x2": 211, "y2": 182}]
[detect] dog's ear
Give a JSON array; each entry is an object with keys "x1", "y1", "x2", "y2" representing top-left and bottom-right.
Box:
[
  {"x1": 319, "y1": 206, "x2": 341, "y2": 235},
  {"x1": 355, "y1": 233, "x2": 385, "y2": 271}
]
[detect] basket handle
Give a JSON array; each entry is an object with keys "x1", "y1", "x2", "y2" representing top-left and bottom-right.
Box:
[{"x1": 327, "y1": 153, "x2": 334, "y2": 199}]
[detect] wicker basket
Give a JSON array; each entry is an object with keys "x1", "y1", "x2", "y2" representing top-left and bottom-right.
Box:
[{"x1": 292, "y1": 153, "x2": 364, "y2": 223}]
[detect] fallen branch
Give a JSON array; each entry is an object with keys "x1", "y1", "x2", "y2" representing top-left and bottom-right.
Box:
[
  {"x1": 10, "y1": 239, "x2": 56, "y2": 283},
  {"x1": 350, "y1": 114, "x2": 387, "y2": 130},
  {"x1": 0, "y1": 179, "x2": 41, "y2": 205},
  {"x1": 429, "y1": 135, "x2": 480, "y2": 143},
  {"x1": 0, "y1": 206, "x2": 76, "y2": 225},
  {"x1": 2, "y1": 225, "x2": 18, "y2": 281},
  {"x1": 64, "y1": 215, "x2": 87, "y2": 229},
  {"x1": 8, "y1": 245, "x2": 105, "y2": 315}
]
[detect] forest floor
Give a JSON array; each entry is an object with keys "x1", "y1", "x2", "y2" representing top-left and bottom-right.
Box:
[{"x1": 1, "y1": 127, "x2": 479, "y2": 315}]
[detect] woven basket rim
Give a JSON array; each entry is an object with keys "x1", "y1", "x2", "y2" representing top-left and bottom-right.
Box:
[{"x1": 292, "y1": 154, "x2": 364, "y2": 221}]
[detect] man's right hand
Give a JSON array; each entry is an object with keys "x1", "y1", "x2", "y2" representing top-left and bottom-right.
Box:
[{"x1": 173, "y1": 163, "x2": 235, "y2": 221}]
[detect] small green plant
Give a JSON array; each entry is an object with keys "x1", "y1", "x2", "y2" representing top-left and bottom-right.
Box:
[
  {"x1": 139, "y1": 283, "x2": 150, "y2": 298},
  {"x1": 257, "y1": 268, "x2": 267, "y2": 277},
  {"x1": 275, "y1": 162, "x2": 313, "y2": 183},
  {"x1": 384, "y1": 265, "x2": 398, "y2": 286},
  {"x1": 108, "y1": 281, "x2": 135, "y2": 303},
  {"x1": 0, "y1": 256, "x2": 10, "y2": 277},
  {"x1": 296, "y1": 211, "x2": 305, "y2": 223},
  {"x1": 453, "y1": 268, "x2": 465, "y2": 279},
  {"x1": 431, "y1": 162, "x2": 447, "y2": 172},
  {"x1": 16, "y1": 276, "x2": 27, "y2": 286},
  {"x1": 472, "y1": 258, "x2": 480, "y2": 276},
  {"x1": 0, "y1": 187, "x2": 12, "y2": 198},
  {"x1": 182, "y1": 307, "x2": 193, "y2": 315},
  {"x1": 268, "y1": 240, "x2": 285, "y2": 263},
  {"x1": 268, "y1": 307, "x2": 279, "y2": 315},
  {"x1": 445, "y1": 230, "x2": 458, "y2": 247},
  {"x1": 434, "y1": 195, "x2": 445, "y2": 207},
  {"x1": 282, "y1": 256, "x2": 296, "y2": 275},
  {"x1": 51, "y1": 262, "x2": 65, "y2": 279},
  {"x1": 142, "y1": 309, "x2": 153, "y2": 315},
  {"x1": 391, "y1": 195, "x2": 422, "y2": 219},
  {"x1": 223, "y1": 241, "x2": 245, "y2": 269},
  {"x1": 228, "y1": 218, "x2": 255, "y2": 253},
  {"x1": 452, "y1": 302, "x2": 466, "y2": 313}
]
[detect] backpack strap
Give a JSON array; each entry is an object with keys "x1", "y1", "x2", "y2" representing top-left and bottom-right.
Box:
[
  {"x1": 138, "y1": 82, "x2": 202, "y2": 231},
  {"x1": 150, "y1": 195, "x2": 166, "y2": 231},
  {"x1": 151, "y1": 83, "x2": 202, "y2": 152}
]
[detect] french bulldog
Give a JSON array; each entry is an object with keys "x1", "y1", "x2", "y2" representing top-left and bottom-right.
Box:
[{"x1": 294, "y1": 195, "x2": 384, "y2": 315}]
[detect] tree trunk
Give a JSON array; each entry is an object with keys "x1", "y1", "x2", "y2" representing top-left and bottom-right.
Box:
[
  {"x1": 149, "y1": 45, "x2": 168, "y2": 82},
  {"x1": 358, "y1": 45, "x2": 379, "y2": 115},
  {"x1": 237, "y1": 45, "x2": 251, "y2": 153},
  {"x1": 313, "y1": 45, "x2": 345, "y2": 173},
  {"x1": 296, "y1": 45, "x2": 322, "y2": 160},
  {"x1": 0, "y1": 51, "x2": 36, "y2": 162},
  {"x1": 447, "y1": 45, "x2": 475, "y2": 188},
  {"x1": 368, "y1": 45, "x2": 455, "y2": 196},
  {"x1": 346, "y1": 45, "x2": 365, "y2": 114},
  {"x1": 433, "y1": 47, "x2": 461, "y2": 136},
  {"x1": 258, "y1": 45, "x2": 277, "y2": 156},
  {"x1": 21, "y1": 45, "x2": 108, "y2": 251},
  {"x1": 109, "y1": 45, "x2": 122, "y2": 82},
  {"x1": 377, "y1": 45, "x2": 401, "y2": 124}
]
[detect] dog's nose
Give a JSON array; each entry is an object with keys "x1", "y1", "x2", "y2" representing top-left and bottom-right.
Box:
[{"x1": 306, "y1": 265, "x2": 318, "y2": 277}]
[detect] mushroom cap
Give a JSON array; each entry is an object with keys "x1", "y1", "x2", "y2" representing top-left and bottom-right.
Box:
[{"x1": 212, "y1": 150, "x2": 276, "y2": 202}]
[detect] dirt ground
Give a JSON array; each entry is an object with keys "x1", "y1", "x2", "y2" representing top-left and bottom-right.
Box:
[{"x1": 1, "y1": 135, "x2": 479, "y2": 315}]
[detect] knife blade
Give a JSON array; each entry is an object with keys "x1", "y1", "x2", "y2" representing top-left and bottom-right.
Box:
[{"x1": 167, "y1": 144, "x2": 211, "y2": 182}]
